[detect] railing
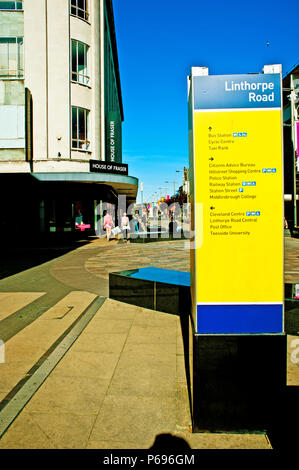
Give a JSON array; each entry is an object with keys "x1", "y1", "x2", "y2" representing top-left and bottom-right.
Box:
[
  {"x1": 0, "y1": 68, "x2": 24, "y2": 78},
  {"x1": 71, "y1": 140, "x2": 91, "y2": 151},
  {"x1": 71, "y1": 71, "x2": 90, "y2": 86}
]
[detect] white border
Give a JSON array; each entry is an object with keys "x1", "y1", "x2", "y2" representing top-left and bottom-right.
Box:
[
  {"x1": 197, "y1": 302, "x2": 283, "y2": 306},
  {"x1": 194, "y1": 107, "x2": 281, "y2": 113},
  {"x1": 192, "y1": 75, "x2": 284, "y2": 334},
  {"x1": 191, "y1": 75, "x2": 198, "y2": 331}
]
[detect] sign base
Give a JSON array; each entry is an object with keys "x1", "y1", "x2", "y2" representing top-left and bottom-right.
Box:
[{"x1": 187, "y1": 317, "x2": 286, "y2": 432}]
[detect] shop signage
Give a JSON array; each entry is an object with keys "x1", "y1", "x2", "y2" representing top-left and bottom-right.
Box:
[
  {"x1": 90, "y1": 160, "x2": 128, "y2": 175},
  {"x1": 189, "y1": 68, "x2": 284, "y2": 334},
  {"x1": 106, "y1": 111, "x2": 122, "y2": 163}
]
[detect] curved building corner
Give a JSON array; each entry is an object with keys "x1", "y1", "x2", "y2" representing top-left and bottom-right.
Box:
[{"x1": 0, "y1": 0, "x2": 138, "y2": 237}]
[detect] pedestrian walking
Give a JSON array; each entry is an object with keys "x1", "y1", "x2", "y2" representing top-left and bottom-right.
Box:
[
  {"x1": 121, "y1": 212, "x2": 130, "y2": 241},
  {"x1": 140, "y1": 208, "x2": 148, "y2": 232},
  {"x1": 131, "y1": 211, "x2": 139, "y2": 233},
  {"x1": 103, "y1": 210, "x2": 114, "y2": 241},
  {"x1": 284, "y1": 217, "x2": 288, "y2": 229}
]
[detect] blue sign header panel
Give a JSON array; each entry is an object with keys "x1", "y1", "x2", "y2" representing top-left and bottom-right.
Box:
[{"x1": 193, "y1": 74, "x2": 281, "y2": 110}]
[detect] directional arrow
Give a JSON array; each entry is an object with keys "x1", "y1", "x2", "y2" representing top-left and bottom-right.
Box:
[
  {"x1": 209, "y1": 157, "x2": 214, "y2": 161},
  {"x1": 210, "y1": 206, "x2": 215, "y2": 210},
  {"x1": 208, "y1": 126, "x2": 212, "y2": 131}
]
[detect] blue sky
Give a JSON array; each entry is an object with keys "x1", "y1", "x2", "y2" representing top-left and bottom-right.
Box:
[{"x1": 113, "y1": 0, "x2": 298, "y2": 203}]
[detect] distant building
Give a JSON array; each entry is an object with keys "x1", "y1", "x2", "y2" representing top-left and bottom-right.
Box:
[
  {"x1": 183, "y1": 166, "x2": 190, "y2": 198},
  {"x1": 0, "y1": 0, "x2": 138, "y2": 236},
  {"x1": 283, "y1": 61, "x2": 299, "y2": 229}
]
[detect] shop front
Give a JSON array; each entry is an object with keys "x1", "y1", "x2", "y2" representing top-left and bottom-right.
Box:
[{"x1": 0, "y1": 171, "x2": 138, "y2": 239}]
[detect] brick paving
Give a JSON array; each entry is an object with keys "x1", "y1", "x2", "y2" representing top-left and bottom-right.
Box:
[
  {"x1": 0, "y1": 234, "x2": 297, "y2": 450},
  {"x1": 284, "y1": 237, "x2": 299, "y2": 283},
  {"x1": 85, "y1": 240, "x2": 190, "y2": 280}
]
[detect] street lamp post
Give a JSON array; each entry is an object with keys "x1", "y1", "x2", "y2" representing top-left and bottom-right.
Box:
[
  {"x1": 140, "y1": 182, "x2": 144, "y2": 205},
  {"x1": 176, "y1": 170, "x2": 183, "y2": 181},
  {"x1": 166, "y1": 180, "x2": 177, "y2": 198},
  {"x1": 172, "y1": 181, "x2": 176, "y2": 197},
  {"x1": 165, "y1": 181, "x2": 170, "y2": 197}
]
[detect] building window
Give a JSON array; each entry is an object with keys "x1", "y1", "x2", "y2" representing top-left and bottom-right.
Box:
[
  {"x1": 70, "y1": 0, "x2": 88, "y2": 21},
  {"x1": 72, "y1": 106, "x2": 90, "y2": 150},
  {"x1": 0, "y1": 1, "x2": 23, "y2": 9},
  {"x1": 71, "y1": 40, "x2": 90, "y2": 86},
  {"x1": 0, "y1": 37, "x2": 24, "y2": 78}
]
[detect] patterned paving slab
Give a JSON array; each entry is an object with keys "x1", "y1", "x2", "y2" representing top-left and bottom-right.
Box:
[
  {"x1": 85, "y1": 241, "x2": 190, "y2": 279},
  {"x1": 84, "y1": 237, "x2": 299, "y2": 284}
]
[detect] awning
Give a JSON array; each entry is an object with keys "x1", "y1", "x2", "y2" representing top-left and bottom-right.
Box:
[{"x1": 32, "y1": 172, "x2": 139, "y2": 202}]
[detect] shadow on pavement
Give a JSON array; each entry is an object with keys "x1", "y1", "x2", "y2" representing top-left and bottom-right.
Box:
[
  {"x1": 0, "y1": 233, "x2": 91, "y2": 280},
  {"x1": 267, "y1": 385, "x2": 299, "y2": 452},
  {"x1": 149, "y1": 433, "x2": 191, "y2": 449},
  {"x1": 179, "y1": 306, "x2": 298, "y2": 451}
]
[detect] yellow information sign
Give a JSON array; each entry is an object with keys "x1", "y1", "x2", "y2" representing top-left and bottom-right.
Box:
[{"x1": 189, "y1": 70, "x2": 284, "y2": 334}]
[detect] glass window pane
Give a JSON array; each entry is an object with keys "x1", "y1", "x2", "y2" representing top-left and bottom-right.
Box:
[
  {"x1": 0, "y1": 2, "x2": 16, "y2": 9},
  {"x1": 17, "y1": 38, "x2": 23, "y2": 76},
  {"x1": 78, "y1": 108, "x2": 85, "y2": 143},
  {"x1": 77, "y1": 42, "x2": 85, "y2": 83},
  {"x1": 72, "y1": 40, "x2": 89, "y2": 85},
  {"x1": 77, "y1": 42, "x2": 84, "y2": 71},
  {"x1": 77, "y1": 3, "x2": 84, "y2": 19},
  {"x1": 72, "y1": 107, "x2": 78, "y2": 144},
  {"x1": 85, "y1": 46, "x2": 89, "y2": 84},
  {"x1": 86, "y1": 110, "x2": 90, "y2": 145},
  {"x1": 8, "y1": 39, "x2": 17, "y2": 76},
  {"x1": 72, "y1": 107, "x2": 89, "y2": 150},
  {"x1": 71, "y1": 0, "x2": 88, "y2": 21},
  {"x1": 71, "y1": 40, "x2": 77, "y2": 75},
  {"x1": 0, "y1": 41, "x2": 8, "y2": 75},
  {"x1": 0, "y1": 37, "x2": 23, "y2": 77}
]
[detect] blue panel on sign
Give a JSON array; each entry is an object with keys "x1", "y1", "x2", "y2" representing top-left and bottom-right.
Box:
[
  {"x1": 193, "y1": 74, "x2": 281, "y2": 110},
  {"x1": 117, "y1": 267, "x2": 190, "y2": 287},
  {"x1": 196, "y1": 304, "x2": 283, "y2": 334}
]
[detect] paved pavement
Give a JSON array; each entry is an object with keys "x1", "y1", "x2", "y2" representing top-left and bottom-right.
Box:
[{"x1": 0, "y1": 235, "x2": 298, "y2": 449}]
